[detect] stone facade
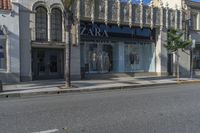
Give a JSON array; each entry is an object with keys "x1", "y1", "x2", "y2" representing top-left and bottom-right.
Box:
[
  {"x1": 0, "y1": 0, "x2": 193, "y2": 83},
  {"x1": 0, "y1": 0, "x2": 20, "y2": 83}
]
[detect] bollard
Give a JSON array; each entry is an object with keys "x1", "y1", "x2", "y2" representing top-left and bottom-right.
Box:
[{"x1": 0, "y1": 80, "x2": 2, "y2": 92}]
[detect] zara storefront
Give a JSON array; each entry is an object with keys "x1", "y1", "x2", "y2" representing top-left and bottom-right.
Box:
[{"x1": 80, "y1": 21, "x2": 156, "y2": 75}]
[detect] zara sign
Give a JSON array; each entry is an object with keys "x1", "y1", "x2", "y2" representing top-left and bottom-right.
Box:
[{"x1": 80, "y1": 22, "x2": 109, "y2": 38}]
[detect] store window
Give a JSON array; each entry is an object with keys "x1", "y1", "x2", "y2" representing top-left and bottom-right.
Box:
[
  {"x1": 82, "y1": 43, "x2": 113, "y2": 73},
  {"x1": 51, "y1": 8, "x2": 62, "y2": 42},
  {"x1": 35, "y1": 6, "x2": 48, "y2": 41},
  {"x1": 124, "y1": 43, "x2": 155, "y2": 72},
  {"x1": 0, "y1": 38, "x2": 6, "y2": 69},
  {"x1": 193, "y1": 47, "x2": 200, "y2": 69}
]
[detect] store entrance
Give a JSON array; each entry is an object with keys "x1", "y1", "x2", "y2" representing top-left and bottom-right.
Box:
[
  {"x1": 32, "y1": 48, "x2": 64, "y2": 80},
  {"x1": 82, "y1": 43, "x2": 113, "y2": 73}
]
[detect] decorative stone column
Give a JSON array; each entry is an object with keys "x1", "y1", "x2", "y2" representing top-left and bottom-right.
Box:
[
  {"x1": 150, "y1": 1, "x2": 154, "y2": 29},
  {"x1": 91, "y1": 0, "x2": 95, "y2": 23},
  {"x1": 140, "y1": 0, "x2": 143, "y2": 28},
  {"x1": 165, "y1": 2, "x2": 169, "y2": 29},
  {"x1": 76, "y1": 0, "x2": 80, "y2": 46},
  {"x1": 160, "y1": 1, "x2": 163, "y2": 30},
  {"x1": 105, "y1": 0, "x2": 108, "y2": 25},
  {"x1": 6, "y1": 34, "x2": 10, "y2": 73},
  {"x1": 129, "y1": 0, "x2": 132, "y2": 28},
  {"x1": 77, "y1": 0, "x2": 80, "y2": 22},
  {"x1": 62, "y1": 13, "x2": 65, "y2": 42},
  {"x1": 117, "y1": 0, "x2": 121, "y2": 26},
  {"x1": 175, "y1": 5, "x2": 178, "y2": 29},
  {"x1": 197, "y1": 12, "x2": 200, "y2": 30},
  {"x1": 179, "y1": 6, "x2": 183, "y2": 30},
  {"x1": 47, "y1": 12, "x2": 51, "y2": 42}
]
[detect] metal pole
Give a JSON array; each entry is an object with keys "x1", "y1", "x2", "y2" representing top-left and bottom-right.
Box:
[
  {"x1": 190, "y1": 47, "x2": 193, "y2": 79},
  {"x1": 191, "y1": 39, "x2": 196, "y2": 79}
]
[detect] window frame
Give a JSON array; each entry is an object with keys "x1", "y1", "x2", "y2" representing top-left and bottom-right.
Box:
[
  {"x1": 51, "y1": 8, "x2": 62, "y2": 42},
  {"x1": 35, "y1": 6, "x2": 48, "y2": 42}
]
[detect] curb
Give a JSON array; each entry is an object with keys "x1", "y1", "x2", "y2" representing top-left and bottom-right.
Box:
[
  {"x1": 177, "y1": 80, "x2": 200, "y2": 84},
  {"x1": 0, "y1": 82, "x2": 180, "y2": 98}
]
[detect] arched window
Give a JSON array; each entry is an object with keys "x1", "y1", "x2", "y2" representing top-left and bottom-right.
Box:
[
  {"x1": 51, "y1": 8, "x2": 62, "y2": 42},
  {"x1": 35, "y1": 6, "x2": 48, "y2": 41}
]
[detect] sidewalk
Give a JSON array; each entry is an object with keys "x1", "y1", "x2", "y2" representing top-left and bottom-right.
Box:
[{"x1": 0, "y1": 76, "x2": 200, "y2": 98}]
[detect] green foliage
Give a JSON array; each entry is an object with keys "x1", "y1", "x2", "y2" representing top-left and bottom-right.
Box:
[
  {"x1": 164, "y1": 28, "x2": 192, "y2": 53},
  {"x1": 62, "y1": 0, "x2": 74, "y2": 10}
]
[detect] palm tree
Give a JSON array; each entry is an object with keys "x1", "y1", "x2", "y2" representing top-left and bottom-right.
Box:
[
  {"x1": 62, "y1": 0, "x2": 76, "y2": 87},
  {"x1": 164, "y1": 28, "x2": 192, "y2": 81}
]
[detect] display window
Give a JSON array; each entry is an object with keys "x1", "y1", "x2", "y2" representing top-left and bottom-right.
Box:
[
  {"x1": 81, "y1": 42, "x2": 155, "y2": 74},
  {"x1": 125, "y1": 43, "x2": 155, "y2": 72},
  {"x1": 81, "y1": 43, "x2": 113, "y2": 73}
]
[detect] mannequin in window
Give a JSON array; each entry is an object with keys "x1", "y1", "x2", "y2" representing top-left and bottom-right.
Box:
[
  {"x1": 104, "y1": 53, "x2": 110, "y2": 72},
  {"x1": 129, "y1": 52, "x2": 135, "y2": 72},
  {"x1": 91, "y1": 51, "x2": 97, "y2": 71},
  {"x1": 97, "y1": 50, "x2": 103, "y2": 72}
]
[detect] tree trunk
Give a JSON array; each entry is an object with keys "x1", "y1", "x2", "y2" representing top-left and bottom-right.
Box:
[
  {"x1": 176, "y1": 51, "x2": 180, "y2": 81},
  {"x1": 65, "y1": 29, "x2": 71, "y2": 88}
]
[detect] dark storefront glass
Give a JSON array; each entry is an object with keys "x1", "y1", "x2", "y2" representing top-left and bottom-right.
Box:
[{"x1": 80, "y1": 22, "x2": 156, "y2": 73}]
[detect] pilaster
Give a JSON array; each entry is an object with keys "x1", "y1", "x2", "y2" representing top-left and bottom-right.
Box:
[
  {"x1": 179, "y1": 7, "x2": 183, "y2": 30},
  {"x1": 175, "y1": 5, "x2": 178, "y2": 29},
  {"x1": 160, "y1": 1, "x2": 163, "y2": 30},
  {"x1": 117, "y1": 0, "x2": 121, "y2": 26},
  {"x1": 129, "y1": 0, "x2": 132, "y2": 27},
  {"x1": 47, "y1": 12, "x2": 51, "y2": 42},
  {"x1": 140, "y1": 0, "x2": 143, "y2": 28},
  {"x1": 197, "y1": 12, "x2": 200, "y2": 30},
  {"x1": 165, "y1": 2, "x2": 169, "y2": 29},
  {"x1": 150, "y1": 1, "x2": 154, "y2": 29},
  {"x1": 105, "y1": 0, "x2": 108, "y2": 25},
  {"x1": 91, "y1": 0, "x2": 95, "y2": 23},
  {"x1": 77, "y1": 0, "x2": 80, "y2": 22}
]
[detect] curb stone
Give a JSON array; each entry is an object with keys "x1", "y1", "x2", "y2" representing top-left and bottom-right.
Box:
[{"x1": 0, "y1": 82, "x2": 180, "y2": 98}]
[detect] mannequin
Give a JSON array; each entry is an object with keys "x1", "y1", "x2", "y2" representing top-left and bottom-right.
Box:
[
  {"x1": 104, "y1": 53, "x2": 110, "y2": 72},
  {"x1": 129, "y1": 52, "x2": 135, "y2": 72},
  {"x1": 91, "y1": 51, "x2": 97, "y2": 70}
]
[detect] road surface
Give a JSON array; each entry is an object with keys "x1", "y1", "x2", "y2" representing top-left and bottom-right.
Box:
[{"x1": 1, "y1": 84, "x2": 200, "y2": 133}]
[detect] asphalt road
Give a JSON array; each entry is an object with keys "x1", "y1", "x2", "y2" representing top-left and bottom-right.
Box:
[{"x1": 1, "y1": 84, "x2": 200, "y2": 133}]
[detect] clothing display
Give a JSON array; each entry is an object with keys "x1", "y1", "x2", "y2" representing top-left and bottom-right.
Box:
[{"x1": 129, "y1": 52, "x2": 135, "y2": 64}]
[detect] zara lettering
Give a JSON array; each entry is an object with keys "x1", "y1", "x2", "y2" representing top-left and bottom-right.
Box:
[{"x1": 80, "y1": 24, "x2": 109, "y2": 38}]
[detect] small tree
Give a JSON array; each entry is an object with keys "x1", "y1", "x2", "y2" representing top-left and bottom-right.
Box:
[
  {"x1": 164, "y1": 28, "x2": 192, "y2": 80},
  {"x1": 62, "y1": 0, "x2": 76, "y2": 88}
]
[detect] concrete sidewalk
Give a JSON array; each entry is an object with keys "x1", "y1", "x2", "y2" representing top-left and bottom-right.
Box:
[{"x1": 0, "y1": 76, "x2": 200, "y2": 98}]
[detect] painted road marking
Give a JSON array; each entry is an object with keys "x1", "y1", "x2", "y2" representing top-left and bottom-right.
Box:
[{"x1": 32, "y1": 129, "x2": 59, "y2": 133}]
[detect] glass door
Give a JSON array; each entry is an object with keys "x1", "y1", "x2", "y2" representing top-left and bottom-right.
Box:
[{"x1": 32, "y1": 48, "x2": 64, "y2": 80}]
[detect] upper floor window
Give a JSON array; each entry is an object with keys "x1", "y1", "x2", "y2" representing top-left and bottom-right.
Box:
[
  {"x1": 0, "y1": 0, "x2": 11, "y2": 10},
  {"x1": 51, "y1": 8, "x2": 62, "y2": 42},
  {"x1": 35, "y1": 6, "x2": 48, "y2": 41}
]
